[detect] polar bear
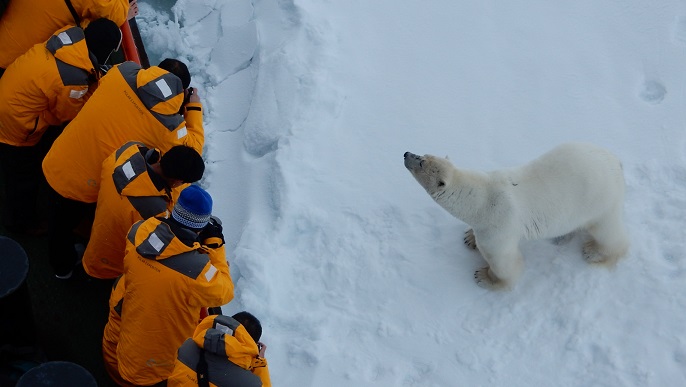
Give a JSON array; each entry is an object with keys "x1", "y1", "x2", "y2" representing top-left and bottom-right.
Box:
[{"x1": 403, "y1": 142, "x2": 629, "y2": 290}]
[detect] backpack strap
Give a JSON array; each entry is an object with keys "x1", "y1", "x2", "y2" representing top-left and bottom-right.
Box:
[
  {"x1": 197, "y1": 350, "x2": 209, "y2": 387},
  {"x1": 64, "y1": 0, "x2": 81, "y2": 27}
]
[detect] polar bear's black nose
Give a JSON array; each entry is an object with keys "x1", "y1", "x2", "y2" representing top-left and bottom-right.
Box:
[{"x1": 404, "y1": 152, "x2": 410, "y2": 158}]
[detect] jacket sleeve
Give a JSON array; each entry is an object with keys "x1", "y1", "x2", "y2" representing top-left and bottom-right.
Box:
[
  {"x1": 252, "y1": 358, "x2": 271, "y2": 387},
  {"x1": 182, "y1": 101, "x2": 204, "y2": 155},
  {"x1": 80, "y1": 0, "x2": 130, "y2": 27},
  {"x1": 188, "y1": 245, "x2": 233, "y2": 307}
]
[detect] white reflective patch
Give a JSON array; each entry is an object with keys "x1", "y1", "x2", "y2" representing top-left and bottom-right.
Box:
[
  {"x1": 148, "y1": 232, "x2": 164, "y2": 252},
  {"x1": 155, "y1": 79, "x2": 172, "y2": 98},
  {"x1": 57, "y1": 32, "x2": 73, "y2": 45},
  {"x1": 122, "y1": 161, "x2": 136, "y2": 180},
  {"x1": 215, "y1": 323, "x2": 233, "y2": 335},
  {"x1": 205, "y1": 264, "x2": 217, "y2": 282},
  {"x1": 176, "y1": 126, "x2": 187, "y2": 139},
  {"x1": 69, "y1": 89, "x2": 87, "y2": 99}
]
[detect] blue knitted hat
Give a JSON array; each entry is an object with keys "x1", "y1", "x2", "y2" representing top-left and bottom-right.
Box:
[{"x1": 172, "y1": 185, "x2": 212, "y2": 230}]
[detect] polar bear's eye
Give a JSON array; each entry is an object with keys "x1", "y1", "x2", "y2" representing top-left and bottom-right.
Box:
[{"x1": 438, "y1": 181, "x2": 445, "y2": 187}]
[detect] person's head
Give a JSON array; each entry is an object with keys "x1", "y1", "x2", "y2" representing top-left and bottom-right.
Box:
[
  {"x1": 159, "y1": 146, "x2": 205, "y2": 186},
  {"x1": 158, "y1": 58, "x2": 191, "y2": 89},
  {"x1": 171, "y1": 185, "x2": 212, "y2": 231},
  {"x1": 84, "y1": 18, "x2": 122, "y2": 65},
  {"x1": 232, "y1": 311, "x2": 262, "y2": 344}
]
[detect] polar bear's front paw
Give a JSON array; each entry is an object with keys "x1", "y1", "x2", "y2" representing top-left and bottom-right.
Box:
[
  {"x1": 583, "y1": 241, "x2": 606, "y2": 264},
  {"x1": 474, "y1": 267, "x2": 510, "y2": 290},
  {"x1": 474, "y1": 267, "x2": 498, "y2": 289},
  {"x1": 464, "y1": 229, "x2": 477, "y2": 250}
]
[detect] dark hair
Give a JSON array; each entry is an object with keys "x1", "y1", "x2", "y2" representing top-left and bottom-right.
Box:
[
  {"x1": 232, "y1": 311, "x2": 262, "y2": 343},
  {"x1": 160, "y1": 146, "x2": 204, "y2": 183},
  {"x1": 84, "y1": 18, "x2": 121, "y2": 65},
  {"x1": 158, "y1": 58, "x2": 191, "y2": 89}
]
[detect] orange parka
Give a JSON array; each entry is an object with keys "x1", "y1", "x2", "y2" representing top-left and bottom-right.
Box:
[
  {"x1": 117, "y1": 217, "x2": 234, "y2": 385},
  {"x1": 0, "y1": 0, "x2": 129, "y2": 69},
  {"x1": 102, "y1": 275, "x2": 135, "y2": 387},
  {"x1": 168, "y1": 314, "x2": 272, "y2": 387},
  {"x1": 42, "y1": 61, "x2": 204, "y2": 203},
  {"x1": 83, "y1": 141, "x2": 174, "y2": 279},
  {"x1": 0, "y1": 26, "x2": 95, "y2": 146}
]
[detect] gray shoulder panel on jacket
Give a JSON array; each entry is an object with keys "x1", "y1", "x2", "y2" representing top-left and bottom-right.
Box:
[
  {"x1": 127, "y1": 220, "x2": 144, "y2": 245},
  {"x1": 134, "y1": 221, "x2": 175, "y2": 259},
  {"x1": 127, "y1": 196, "x2": 168, "y2": 219},
  {"x1": 157, "y1": 250, "x2": 209, "y2": 279},
  {"x1": 45, "y1": 27, "x2": 85, "y2": 54},
  {"x1": 114, "y1": 141, "x2": 146, "y2": 160},
  {"x1": 54, "y1": 58, "x2": 89, "y2": 87},
  {"x1": 117, "y1": 61, "x2": 142, "y2": 93},
  {"x1": 176, "y1": 339, "x2": 262, "y2": 387},
  {"x1": 112, "y1": 151, "x2": 148, "y2": 194}
]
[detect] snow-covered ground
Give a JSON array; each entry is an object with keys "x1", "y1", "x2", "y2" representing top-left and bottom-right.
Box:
[{"x1": 137, "y1": 0, "x2": 686, "y2": 385}]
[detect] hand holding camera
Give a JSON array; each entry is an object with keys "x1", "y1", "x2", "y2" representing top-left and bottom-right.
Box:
[{"x1": 200, "y1": 215, "x2": 225, "y2": 248}]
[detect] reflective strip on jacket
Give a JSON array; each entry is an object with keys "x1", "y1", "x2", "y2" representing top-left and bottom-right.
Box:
[
  {"x1": 117, "y1": 217, "x2": 233, "y2": 385},
  {"x1": 0, "y1": 0, "x2": 129, "y2": 68},
  {"x1": 42, "y1": 61, "x2": 204, "y2": 203},
  {"x1": 167, "y1": 314, "x2": 271, "y2": 387},
  {"x1": 82, "y1": 141, "x2": 173, "y2": 279},
  {"x1": 0, "y1": 25, "x2": 94, "y2": 146}
]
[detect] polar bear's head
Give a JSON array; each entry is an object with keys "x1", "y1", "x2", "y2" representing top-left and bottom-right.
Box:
[{"x1": 403, "y1": 152, "x2": 454, "y2": 197}]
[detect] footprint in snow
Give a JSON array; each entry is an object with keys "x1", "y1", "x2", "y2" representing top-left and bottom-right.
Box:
[{"x1": 639, "y1": 79, "x2": 666, "y2": 104}]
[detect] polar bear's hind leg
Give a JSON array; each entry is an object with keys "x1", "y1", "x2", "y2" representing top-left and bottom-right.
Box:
[{"x1": 582, "y1": 207, "x2": 629, "y2": 266}]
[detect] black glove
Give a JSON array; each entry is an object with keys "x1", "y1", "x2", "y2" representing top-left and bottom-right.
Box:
[{"x1": 199, "y1": 216, "x2": 225, "y2": 248}]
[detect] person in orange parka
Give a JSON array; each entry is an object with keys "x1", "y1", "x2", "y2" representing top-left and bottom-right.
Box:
[
  {"x1": 0, "y1": 19, "x2": 121, "y2": 235},
  {"x1": 168, "y1": 312, "x2": 272, "y2": 387},
  {"x1": 115, "y1": 185, "x2": 234, "y2": 386},
  {"x1": 42, "y1": 58, "x2": 204, "y2": 204},
  {"x1": 0, "y1": 19, "x2": 121, "y2": 147},
  {"x1": 83, "y1": 142, "x2": 205, "y2": 279},
  {"x1": 42, "y1": 58, "x2": 204, "y2": 278},
  {"x1": 0, "y1": 0, "x2": 136, "y2": 73}
]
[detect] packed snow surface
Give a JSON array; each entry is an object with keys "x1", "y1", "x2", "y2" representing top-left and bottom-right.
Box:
[{"x1": 137, "y1": 0, "x2": 686, "y2": 385}]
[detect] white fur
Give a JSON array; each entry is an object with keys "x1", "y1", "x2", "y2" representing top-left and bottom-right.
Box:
[{"x1": 403, "y1": 142, "x2": 629, "y2": 290}]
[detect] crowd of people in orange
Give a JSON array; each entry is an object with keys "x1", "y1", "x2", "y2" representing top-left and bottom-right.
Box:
[{"x1": 0, "y1": 1, "x2": 271, "y2": 385}]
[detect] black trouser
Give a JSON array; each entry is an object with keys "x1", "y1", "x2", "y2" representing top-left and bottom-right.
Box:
[
  {"x1": 46, "y1": 186, "x2": 95, "y2": 276},
  {"x1": 0, "y1": 126, "x2": 62, "y2": 231},
  {"x1": 0, "y1": 143, "x2": 45, "y2": 230}
]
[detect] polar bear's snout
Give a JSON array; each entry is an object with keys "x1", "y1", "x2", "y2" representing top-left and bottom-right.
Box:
[{"x1": 404, "y1": 152, "x2": 423, "y2": 170}]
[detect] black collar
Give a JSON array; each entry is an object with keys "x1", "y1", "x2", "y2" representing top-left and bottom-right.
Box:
[{"x1": 159, "y1": 217, "x2": 199, "y2": 247}]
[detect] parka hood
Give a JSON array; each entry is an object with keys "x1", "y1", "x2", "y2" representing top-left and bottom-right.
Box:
[
  {"x1": 46, "y1": 26, "x2": 95, "y2": 74},
  {"x1": 136, "y1": 66, "x2": 185, "y2": 116},
  {"x1": 128, "y1": 217, "x2": 201, "y2": 261},
  {"x1": 113, "y1": 144, "x2": 169, "y2": 199},
  {"x1": 192, "y1": 315, "x2": 262, "y2": 370}
]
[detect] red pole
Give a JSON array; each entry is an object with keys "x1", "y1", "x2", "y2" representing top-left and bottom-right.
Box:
[{"x1": 120, "y1": 20, "x2": 141, "y2": 65}]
